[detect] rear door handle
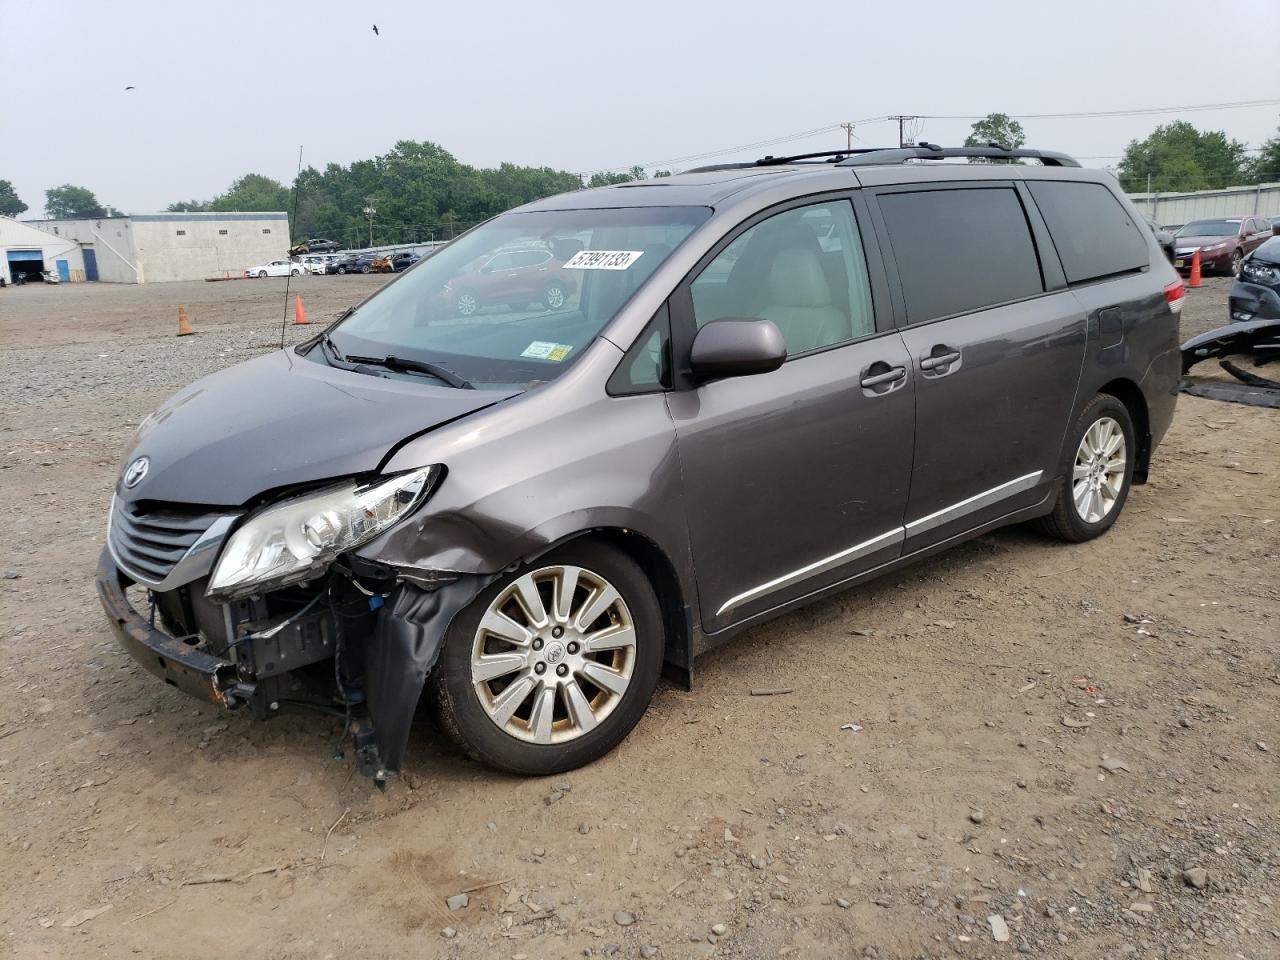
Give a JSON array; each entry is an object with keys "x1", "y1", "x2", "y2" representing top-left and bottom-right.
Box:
[
  {"x1": 860, "y1": 366, "x2": 906, "y2": 388},
  {"x1": 919, "y1": 351, "x2": 961, "y2": 371}
]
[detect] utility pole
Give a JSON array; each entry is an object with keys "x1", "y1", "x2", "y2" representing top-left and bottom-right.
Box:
[
  {"x1": 887, "y1": 115, "x2": 919, "y2": 148},
  {"x1": 839, "y1": 122, "x2": 855, "y2": 150},
  {"x1": 362, "y1": 198, "x2": 376, "y2": 248}
]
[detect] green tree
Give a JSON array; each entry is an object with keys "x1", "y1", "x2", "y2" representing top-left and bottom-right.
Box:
[
  {"x1": 166, "y1": 199, "x2": 210, "y2": 212},
  {"x1": 653, "y1": 169, "x2": 673, "y2": 178},
  {"x1": 587, "y1": 171, "x2": 636, "y2": 188},
  {"x1": 963, "y1": 113, "x2": 1026, "y2": 162},
  {"x1": 0, "y1": 179, "x2": 27, "y2": 217},
  {"x1": 44, "y1": 184, "x2": 107, "y2": 219},
  {"x1": 1116, "y1": 121, "x2": 1248, "y2": 193},
  {"x1": 1247, "y1": 123, "x2": 1280, "y2": 184},
  {"x1": 208, "y1": 173, "x2": 290, "y2": 212}
]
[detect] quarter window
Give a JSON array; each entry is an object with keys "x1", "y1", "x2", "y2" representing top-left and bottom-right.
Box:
[
  {"x1": 877, "y1": 187, "x2": 1044, "y2": 324},
  {"x1": 690, "y1": 200, "x2": 875, "y2": 356},
  {"x1": 1026, "y1": 181, "x2": 1149, "y2": 284}
]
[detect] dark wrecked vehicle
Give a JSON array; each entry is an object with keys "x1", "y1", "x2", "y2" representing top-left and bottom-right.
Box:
[
  {"x1": 1228, "y1": 236, "x2": 1280, "y2": 324},
  {"x1": 98, "y1": 145, "x2": 1182, "y2": 784}
]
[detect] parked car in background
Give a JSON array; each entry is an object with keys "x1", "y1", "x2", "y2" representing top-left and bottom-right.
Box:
[
  {"x1": 1143, "y1": 216, "x2": 1176, "y2": 263},
  {"x1": 246, "y1": 259, "x2": 303, "y2": 278},
  {"x1": 443, "y1": 246, "x2": 578, "y2": 316},
  {"x1": 328, "y1": 253, "x2": 378, "y2": 275},
  {"x1": 372, "y1": 251, "x2": 421, "y2": 273},
  {"x1": 289, "y1": 239, "x2": 341, "y2": 255},
  {"x1": 98, "y1": 144, "x2": 1183, "y2": 782},
  {"x1": 1228, "y1": 236, "x2": 1280, "y2": 322},
  {"x1": 1272, "y1": 216, "x2": 1280, "y2": 236},
  {"x1": 1173, "y1": 217, "x2": 1273, "y2": 276},
  {"x1": 302, "y1": 256, "x2": 332, "y2": 276}
]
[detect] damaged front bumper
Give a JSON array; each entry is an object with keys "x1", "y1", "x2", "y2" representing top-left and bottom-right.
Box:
[
  {"x1": 96, "y1": 545, "x2": 492, "y2": 784},
  {"x1": 95, "y1": 548, "x2": 250, "y2": 708}
]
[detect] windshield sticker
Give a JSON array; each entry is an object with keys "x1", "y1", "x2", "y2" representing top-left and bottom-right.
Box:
[
  {"x1": 521, "y1": 341, "x2": 574, "y2": 362},
  {"x1": 563, "y1": 250, "x2": 644, "y2": 271}
]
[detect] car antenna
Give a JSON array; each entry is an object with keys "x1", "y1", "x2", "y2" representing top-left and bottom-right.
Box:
[{"x1": 280, "y1": 145, "x2": 304, "y2": 350}]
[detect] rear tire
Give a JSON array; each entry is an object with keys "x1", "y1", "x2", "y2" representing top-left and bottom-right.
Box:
[
  {"x1": 1031, "y1": 393, "x2": 1135, "y2": 543},
  {"x1": 432, "y1": 540, "x2": 665, "y2": 775}
]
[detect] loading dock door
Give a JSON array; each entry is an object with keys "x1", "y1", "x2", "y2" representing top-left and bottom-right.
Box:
[
  {"x1": 83, "y1": 247, "x2": 99, "y2": 281},
  {"x1": 6, "y1": 249, "x2": 43, "y2": 282}
]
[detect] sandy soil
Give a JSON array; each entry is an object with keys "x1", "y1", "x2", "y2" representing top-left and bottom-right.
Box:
[{"x1": 0, "y1": 274, "x2": 1276, "y2": 960}]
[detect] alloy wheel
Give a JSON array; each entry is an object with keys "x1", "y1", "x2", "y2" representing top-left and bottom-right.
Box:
[
  {"x1": 457, "y1": 293, "x2": 478, "y2": 316},
  {"x1": 1231, "y1": 250, "x2": 1243, "y2": 277},
  {"x1": 470, "y1": 564, "x2": 636, "y2": 744},
  {"x1": 1072, "y1": 416, "x2": 1126, "y2": 524},
  {"x1": 545, "y1": 285, "x2": 566, "y2": 309}
]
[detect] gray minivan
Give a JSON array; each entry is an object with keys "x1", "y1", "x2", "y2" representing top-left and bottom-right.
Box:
[{"x1": 97, "y1": 145, "x2": 1184, "y2": 782}]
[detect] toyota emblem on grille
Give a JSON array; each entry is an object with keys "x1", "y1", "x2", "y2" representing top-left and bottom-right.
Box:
[{"x1": 122, "y1": 456, "x2": 150, "y2": 489}]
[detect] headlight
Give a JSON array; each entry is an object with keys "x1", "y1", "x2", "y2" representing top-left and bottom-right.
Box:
[
  {"x1": 1241, "y1": 260, "x2": 1279, "y2": 285},
  {"x1": 1203, "y1": 242, "x2": 1229, "y2": 252},
  {"x1": 208, "y1": 466, "x2": 440, "y2": 598}
]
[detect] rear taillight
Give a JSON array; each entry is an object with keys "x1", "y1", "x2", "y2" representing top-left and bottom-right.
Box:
[{"x1": 1164, "y1": 279, "x2": 1185, "y2": 314}]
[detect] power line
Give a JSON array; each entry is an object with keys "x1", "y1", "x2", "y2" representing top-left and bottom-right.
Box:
[
  {"x1": 582, "y1": 98, "x2": 1278, "y2": 177},
  {"x1": 918, "y1": 97, "x2": 1280, "y2": 121}
]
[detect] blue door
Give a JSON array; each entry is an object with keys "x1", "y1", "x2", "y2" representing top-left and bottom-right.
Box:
[
  {"x1": 56, "y1": 259, "x2": 70, "y2": 281},
  {"x1": 83, "y1": 248, "x2": 99, "y2": 281}
]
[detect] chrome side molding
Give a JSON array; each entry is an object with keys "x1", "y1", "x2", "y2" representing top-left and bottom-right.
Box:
[{"x1": 715, "y1": 470, "x2": 1045, "y2": 617}]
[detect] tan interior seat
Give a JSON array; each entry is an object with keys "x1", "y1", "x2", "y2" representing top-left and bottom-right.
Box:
[{"x1": 758, "y1": 247, "x2": 851, "y2": 354}]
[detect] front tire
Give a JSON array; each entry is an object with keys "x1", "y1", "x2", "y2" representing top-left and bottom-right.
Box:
[
  {"x1": 1032, "y1": 393, "x2": 1135, "y2": 543},
  {"x1": 432, "y1": 541, "x2": 664, "y2": 775},
  {"x1": 257, "y1": 270, "x2": 267, "y2": 278},
  {"x1": 544, "y1": 283, "x2": 566, "y2": 310},
  {"x1": 456, "y1": 292, "x2": 479, "y2": 316},
  {"x1": 1230, "y1": 249, "x2": 1243, "y2": 277}
]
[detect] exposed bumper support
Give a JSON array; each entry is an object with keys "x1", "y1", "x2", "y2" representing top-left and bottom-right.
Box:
[{"x1": 95, "y1": 548, "x2": 250, "y2": 709}]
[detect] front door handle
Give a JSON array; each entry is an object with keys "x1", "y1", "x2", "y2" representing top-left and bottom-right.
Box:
[
  {"x1": 860, "y1": 365, "x2": 907, "y2": 389},
  {"x1": 919, "y1": 350, "x2": 961, "y2": 371}
]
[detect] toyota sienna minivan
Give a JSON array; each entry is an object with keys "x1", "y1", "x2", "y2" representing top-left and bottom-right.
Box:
[{"x1": 97, "y1": 145, "x2": 1183, "y2": 782}]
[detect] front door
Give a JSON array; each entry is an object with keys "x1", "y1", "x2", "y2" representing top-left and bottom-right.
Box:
[
  {"x1": 869, "y1": 183, "x2": 1087, "y2": 550},
  {"x1": 667, "y1": 196, "x2": 916, "y2": 633}
]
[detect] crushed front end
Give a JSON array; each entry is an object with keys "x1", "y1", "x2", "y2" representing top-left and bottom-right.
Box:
[{"x1": 95, "y1": 468, "x2": 484, "y2": 786}]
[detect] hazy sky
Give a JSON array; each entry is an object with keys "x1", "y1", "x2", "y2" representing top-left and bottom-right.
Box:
[{"x1": 3, "y1": 0, "x2": 1278, "y2": 215}]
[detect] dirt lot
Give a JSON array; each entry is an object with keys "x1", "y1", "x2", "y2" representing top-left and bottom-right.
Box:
[{"x1": 1, "y1": 274, "x2": 1276, "y2": 960}]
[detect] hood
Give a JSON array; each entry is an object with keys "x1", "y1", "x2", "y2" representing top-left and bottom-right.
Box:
[
  {"x1": 118, "y1": 349, "x2": 516, "y2": 506},
  {"x1": 1174, "y1": 235, "x2": 1237, "y2": 250}
]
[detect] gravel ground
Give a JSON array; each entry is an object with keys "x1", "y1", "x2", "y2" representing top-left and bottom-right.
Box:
[{"x1": 0, "y1": 272, "x2": 1277, "y2": 960}]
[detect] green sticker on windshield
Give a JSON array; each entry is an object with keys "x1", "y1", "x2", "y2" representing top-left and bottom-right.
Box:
[{"x1": 521, "y1": 341, "x2": 574, "y2": 362}]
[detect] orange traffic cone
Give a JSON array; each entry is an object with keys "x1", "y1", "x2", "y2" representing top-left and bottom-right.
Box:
[
  {"x1": 177, "y1": 305, "x2": 194, "y2": 337},
  {"x1": 1188, "y1": 249, "x2": 1202, "y2": 289},
  {"x1": 293, "y1": 295, "x2": 309, "y2": 325}
]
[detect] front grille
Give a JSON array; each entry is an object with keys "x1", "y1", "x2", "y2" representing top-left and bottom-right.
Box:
[{"x1": 109, "y1": 500, "x2": 225, "y2": 585}]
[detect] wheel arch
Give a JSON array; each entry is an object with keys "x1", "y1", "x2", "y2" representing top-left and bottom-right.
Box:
[
  {"x1": 1096, "y1": 377, "x2": 1151, "y2": 484},
  {"x1": 527, "y1": 526, "x2": 695, "y2": 690}
]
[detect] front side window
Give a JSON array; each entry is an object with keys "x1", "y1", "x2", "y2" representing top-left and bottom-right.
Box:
[
  {"x1": 324, "y1": 205, "x2": 710, "y2": 389},
  {"x1": 877, "y1": 187, "x2": 1043, "y2": 324},
  {"x1": 689, "y1": 200, "x2": 875, "y2": 356}
]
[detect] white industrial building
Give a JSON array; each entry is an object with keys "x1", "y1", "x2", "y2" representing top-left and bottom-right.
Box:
[
  {"x1": 1, "y1": 216, "x2": 86, "y2": 284},
  {"x1": 25, "y1": 211, "x2": 290, "y2": 283}
]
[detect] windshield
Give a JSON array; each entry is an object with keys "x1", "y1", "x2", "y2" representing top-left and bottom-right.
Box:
[
  {"x1": 1177, "y1": 220, "x2": 1239, "y2": 237},
  {"x1": 320, "y1": 206, "x2": 709, "y2": 389}
]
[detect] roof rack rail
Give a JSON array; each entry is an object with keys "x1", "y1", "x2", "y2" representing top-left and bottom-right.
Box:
[
  {"x1": 683, "y1": 144, "x2": 1080, "y2": 175},
  {"x1": 837, "y1": 145, "x2": 1080, "y2": 167}
]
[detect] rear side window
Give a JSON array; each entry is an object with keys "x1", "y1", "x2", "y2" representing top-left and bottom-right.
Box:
[
  {"x1": 1027, "y1": 181, "x2": 1149, "y2": 284},
  {"x1": 877, "y1": 188, "x2": 1043, "y2": 324}
]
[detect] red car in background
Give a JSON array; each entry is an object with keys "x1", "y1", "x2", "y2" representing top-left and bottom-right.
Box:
[
  {"x1": 1173, "y1": 216, "x2": 1274, "y2": 276},
  {"x1": 443, "y1": 246, "x2": 578, "y2": 316}
]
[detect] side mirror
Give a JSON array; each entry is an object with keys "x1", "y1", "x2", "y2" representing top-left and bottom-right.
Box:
[{"x1": 690, "y1": 318, "x2": 787, "y2": 382}]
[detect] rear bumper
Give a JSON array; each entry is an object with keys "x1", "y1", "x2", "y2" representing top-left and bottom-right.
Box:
[{"x1": 95, "y1": 548, "x2": 249, "y2": 709}]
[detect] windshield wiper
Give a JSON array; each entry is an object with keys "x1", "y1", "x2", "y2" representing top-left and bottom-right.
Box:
[
  {"x1": 346, "y1": 353, "x2": 473, "y2": 389},
  {"x1": 318, "y1": 330, "x2": 345, "y2": 362}
]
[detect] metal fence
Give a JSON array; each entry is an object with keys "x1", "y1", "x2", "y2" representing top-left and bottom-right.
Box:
[{"x1": 1126, "y1": 182, "x2": 1280, "y2": 230}]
